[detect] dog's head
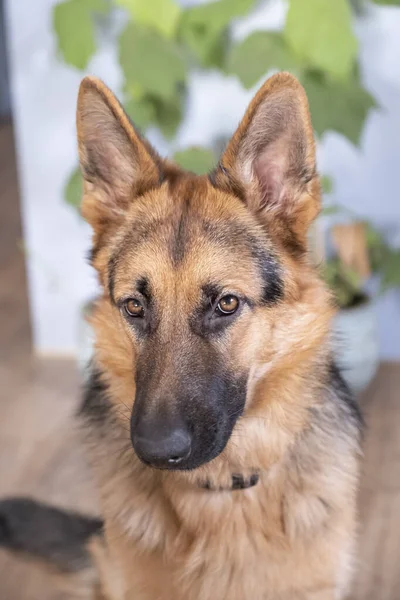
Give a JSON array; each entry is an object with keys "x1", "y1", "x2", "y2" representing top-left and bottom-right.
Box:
[{"x1": 77, "y1": 73, "x2": 332, "y2": 472}]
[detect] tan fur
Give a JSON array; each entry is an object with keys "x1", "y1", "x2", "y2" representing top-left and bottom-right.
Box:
[
  {"x1": 76, "y1": 73, "x2": 361, "y2": 600},
  {"x1": 0, "y1": 547, "x2": 102, "y2": 600}
]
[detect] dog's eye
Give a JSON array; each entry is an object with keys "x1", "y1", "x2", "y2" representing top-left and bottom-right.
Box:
[
  {"x1": 124, "y1": 298, "x2": 144, "y2": 318},
  {"x1": 216, "y1": 295, "x2": 239, "y2": 316}
]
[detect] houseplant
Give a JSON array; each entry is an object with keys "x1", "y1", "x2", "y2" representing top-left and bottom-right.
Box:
[
  {"x1": 53, "y1": 0, "x2": 389, "y2": 208},
  {"x1": 322, "y1": 215, "x2": 400, "y2": 393}
]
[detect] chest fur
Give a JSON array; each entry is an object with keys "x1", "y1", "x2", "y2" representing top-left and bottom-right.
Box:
[{"x1": 99, "y1": 464, "x2": 355, "y2": 600}]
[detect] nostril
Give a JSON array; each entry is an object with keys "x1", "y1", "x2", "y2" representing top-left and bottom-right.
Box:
[
  {"x1": 168, "y1": 446, "x2": 191, "y2": 465},
  {"x1": 167, "y1": 440, "x2": 191, "y2": 465},
  {"x1": 132, "y1": 422, "x2": 192, "y2": 469}
]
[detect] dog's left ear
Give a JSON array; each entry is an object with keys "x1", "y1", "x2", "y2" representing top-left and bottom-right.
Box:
[{"x1": 215, "y1": 72, "x2": 319, "y2": 250}]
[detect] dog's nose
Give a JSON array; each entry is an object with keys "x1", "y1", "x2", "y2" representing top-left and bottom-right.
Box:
[{"x1": 132, "y1": 419, "x2": 192, "y2": 469}]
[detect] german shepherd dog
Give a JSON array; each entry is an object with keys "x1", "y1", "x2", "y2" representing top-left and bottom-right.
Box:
[{"x1": 0, "y1": 73, "x2": 362, "y2": 600}]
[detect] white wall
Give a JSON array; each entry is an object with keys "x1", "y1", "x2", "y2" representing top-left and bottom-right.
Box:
[
  {"x1": 4, "y1": 0, "x2": 121, "y2": 354},
  {"x1": 5, "y1": 0, "x2": 400, "y2": 358}
]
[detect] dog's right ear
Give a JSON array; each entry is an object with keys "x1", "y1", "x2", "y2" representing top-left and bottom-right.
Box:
[{"x1": 76, "y1": 77, "x2": 161, "y2": 233}]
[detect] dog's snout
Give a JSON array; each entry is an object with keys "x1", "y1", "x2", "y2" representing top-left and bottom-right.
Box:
[{"x1": 131, "y1": 416, "x2": 192, "y2": 470}]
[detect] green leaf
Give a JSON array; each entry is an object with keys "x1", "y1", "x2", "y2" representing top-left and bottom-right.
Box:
[
  {"x1": 124, "y1": 96, "x2": 157, "y2": 130},
  {"x1": 173, "y1": 147, "x2": 216, "y2": 174},
  {"x1": 302, "y1": 70, "x2": 376, "y2": 145},
  {"x1": 119, "y1": 22, "x2": 186, "y2": 100},
  {"x1": 344, "y1": 266, "x2": 362, "y2": 289},
  {"x1": 371, "y1": 0, "x2": 400, "y2": 4},
  {"x1": 179, "y1": 0, "x2": 255, "y2": 67},
  {"x1": 363, "y1": 222, "x2": 400, "y2": 290},
  {"x1": 124, "y1": 87, "x2": 183, "y2": 138},
  {"x1": 380, "y1": 249, "x2": 400, "y2": 292},
  {"x1": 180, "y1": 24, "x2": 228, "y2": 68},
  {"x1": 152, "y1": 93, "x2": 183, "y2": 139},
  {"x1": 364, "y1": 221, "x2": 386, "y2": 250},
  {"x1": 322, "y1": 257, "x2": 363, "y2": 308},
  {"x1": 53, "y1": 0, "x2": 96, "y2": 69},
  {"x1": 124, "y1": 81, "x2": 144, "y2": 101},
  {"x1": 182, "y1": 0, "x2": 255, "y2": 36},
  {"x1": 84, "y1": 0, "x2": 109, "y2": 13},
  {"x1": 285, "y1": 0, "x2": 358, "y2": 80},
  {"x1": 228, "y1": 31, "x2": 298, "y2": 88},
  {"x1": 361, "y1": 221, "x2": 390, "y2": 274},
  {"x1": 65, "y1": 167, "x2": 83, "y2": 209},
  {"x1": 116, "y1": 0, "x2": 181, "y2": 39},
  {"x1": 321, "y1": 175, "x2": 334, "y2": 194}
]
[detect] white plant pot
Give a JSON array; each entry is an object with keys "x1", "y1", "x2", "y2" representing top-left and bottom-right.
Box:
[{"x1": 332, "y1": 301, "x2": 380, "y2": 395}]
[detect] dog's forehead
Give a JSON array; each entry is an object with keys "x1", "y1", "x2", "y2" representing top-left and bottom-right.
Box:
[
  {"x1": 128, "y1": 176, "x2": 267, "y2": 252},
  {"x1": 106, "y1": 175, "x2": 283, "y2": 303}
]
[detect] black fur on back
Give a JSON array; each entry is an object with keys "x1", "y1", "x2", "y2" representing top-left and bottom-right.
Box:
[
  {"x1": 0, "y1": 497, "x2": 103, "y2": 572},
  {"x1": 329, "y1": 360, "x2": 364, "y2": 432}
]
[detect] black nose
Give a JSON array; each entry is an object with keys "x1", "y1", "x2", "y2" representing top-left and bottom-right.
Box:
[{"x1": 132, "y1": 417, "x2": 192, "y2": 470}]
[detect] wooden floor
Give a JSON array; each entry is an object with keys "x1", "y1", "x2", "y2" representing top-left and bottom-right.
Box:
[{"x1": 1, "y1": 121, "x2": 400, "y2": 599}]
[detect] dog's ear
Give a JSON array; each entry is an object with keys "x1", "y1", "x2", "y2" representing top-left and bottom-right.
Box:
[
  {"x1": 215, "y1": 72, "x2": 319, "y2": 250},
  {"x1": 76, "y1": 77, "x2": 161, "y2": 233}
]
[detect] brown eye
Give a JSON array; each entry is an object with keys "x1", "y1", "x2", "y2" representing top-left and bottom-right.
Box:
[
  {"x1": 216, "y1": 295, "x2": 239, "y2": 315},
  {"x1": 124, "y1": 298, "x2": 144, "y2": 318}
]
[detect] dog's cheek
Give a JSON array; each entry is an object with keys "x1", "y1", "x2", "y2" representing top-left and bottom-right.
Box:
[
  {"x1": 90, "y1": 299, "x2": 137, "y2": 403},
  {"x1": 223, "y1": 310, "x2": 278, "y2": 413},
  {"x1": 224, "y1": 311, "x2": 273, "y2": 374}
]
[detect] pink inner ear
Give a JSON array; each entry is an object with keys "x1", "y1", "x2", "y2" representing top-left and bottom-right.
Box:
[{"x1": 253, "y1": 139, "x2": 288, "y2": 210}]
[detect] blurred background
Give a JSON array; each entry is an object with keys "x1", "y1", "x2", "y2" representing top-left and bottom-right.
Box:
[{"x1": 0, "y1": 0, "x2": 399, "y2": 598}]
